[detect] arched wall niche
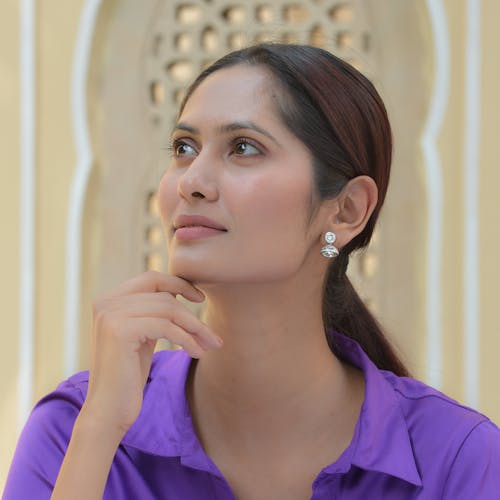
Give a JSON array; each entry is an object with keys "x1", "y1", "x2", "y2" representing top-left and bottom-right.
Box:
[{"x1": 79, "y1": 0, "x2": 431, "y2": 371}]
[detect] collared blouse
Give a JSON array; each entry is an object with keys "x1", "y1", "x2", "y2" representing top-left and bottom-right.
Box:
[{"x1": 4, "y1": 332, "x2": 500, "y2": 499}]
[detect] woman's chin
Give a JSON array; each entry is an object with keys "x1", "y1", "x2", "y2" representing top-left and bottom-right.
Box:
[{"x1": 167, "y1": 262, "x2": 212, "y2": 284}]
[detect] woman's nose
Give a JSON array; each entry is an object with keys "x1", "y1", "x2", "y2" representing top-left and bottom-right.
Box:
[{"x1": 177, "y1": 155, "x2": 219, "y2": 202}]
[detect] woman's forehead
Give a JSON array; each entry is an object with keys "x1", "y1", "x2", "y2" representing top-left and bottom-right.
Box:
[{"x1": 180, "y1": 65, "x2": 277, "y2": 121}]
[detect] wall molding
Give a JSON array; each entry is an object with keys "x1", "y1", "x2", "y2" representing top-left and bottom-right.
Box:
[
  {"x1": 421, "y1": 0, "x2": 450, "y2": 389},
  {"x1": 18, "y1": 0, "x2": 36, "y2": 430},
  {"x1": 65, "y1": 0, "x2": 102, "y2": 377},
  {"x1": 464, "y1": 0, "x2": 481, "y2": 407}
]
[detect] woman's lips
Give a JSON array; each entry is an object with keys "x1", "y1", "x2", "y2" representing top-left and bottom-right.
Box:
[
  {"x1": 174, "y1": 226, "x2": 226, "y2": 240},
  {"x1": 173, "y1": 214, "x2": 227, "y2": 240}
]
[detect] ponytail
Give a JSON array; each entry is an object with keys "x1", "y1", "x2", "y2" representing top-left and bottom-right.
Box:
[{"x1": 323, "y1": 253, "x2": 410, "y2": 377}]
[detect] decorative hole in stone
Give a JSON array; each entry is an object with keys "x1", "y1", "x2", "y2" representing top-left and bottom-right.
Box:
[
  {"x1": 201, "y1": 26, "x2": 218, "y2": 52},
  {"x1": 147, "y1": 225, "x2": 163, "y2": 246},
  {"x1": 175, "y1": 32, "x2": 193, "y2": 53},
  {"x1": 329, "y1": 4, "x2": 353, "y2": 23},
  {"x1": 364, "y1": 297, "x2": 377, "y2": 314},
  {"x1": 310, "y1": 25, "x2": 325, "y2": 47},
  {"x1": 227, "y1": 32, "x2": 246, "y2": 49},
  {"x1": 176, "y1": 4, "x2": 202, "y2": 25},
  {"x1": 222, "y1": 5, "x2": 247, "y2": 25},
  {"x1": 336, "y1": 31, "x2": 353, "y2": 49},
  {"x1": 283, "y1": 4, "x2": 310, "y2": 23},
  {"x1": 201, "y1": 59, "x2": 215, "y2": 70},
  {"x1": 147, "y1": 191, "x2": 159, "y2": 217},
  {"x1": 256, "y1": 4, "x2": 274, "y2": 23},
  {"x1": 360, "y1": 253, "x2": 378, "y2": 279},
  {"x1": 150, "y1": 81, "x2": 165, "y2": 105},
  {"x1": 345, "y1": 58, "x2": 362, "y2": 71},
  {"x1": 167, "y1": 60, "x2": 194, "y2": 83},
  {"x1": 282, "y1": 32, "x2": 299, "y2": 43},
  {"x1": 155, "y1": 338, "x2": 180, "y2": 352},
  {"x1": 145, "y1": 252, "x2": 163, "y2": 272}
]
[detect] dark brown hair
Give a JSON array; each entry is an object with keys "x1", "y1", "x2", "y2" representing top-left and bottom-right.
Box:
[{"x1": 179, "y1": 43, "x2": 409, "y2": 377}]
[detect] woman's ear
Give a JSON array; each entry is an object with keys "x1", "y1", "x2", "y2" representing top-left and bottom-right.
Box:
[{"x1": 328, "y1": 176, "x2": 378, "y2": 249}]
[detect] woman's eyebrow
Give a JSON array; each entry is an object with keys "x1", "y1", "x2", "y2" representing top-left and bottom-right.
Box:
[
  {"x1": 172, "y1": 120, "x2": 282, "y2": 148},
  {"x1": 172, "y1": 122, "x2": 198, "y2": 135},
  {"x1": 218, "y1": 121, "x2": 282, "y2": 147}
]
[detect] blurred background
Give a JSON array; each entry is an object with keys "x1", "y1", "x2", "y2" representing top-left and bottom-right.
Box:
[{"x1": 1, "y1": 0, "x2": 499, "y2": 489}]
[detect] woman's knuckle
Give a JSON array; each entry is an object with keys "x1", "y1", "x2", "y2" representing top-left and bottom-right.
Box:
[{"x1": 145, "y1": 270, "x2": 161, "y2": 281}]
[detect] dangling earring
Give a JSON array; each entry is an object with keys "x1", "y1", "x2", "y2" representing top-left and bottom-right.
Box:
[{"x1": 320, "y1": 231, "x2": 339, "y2": 258}]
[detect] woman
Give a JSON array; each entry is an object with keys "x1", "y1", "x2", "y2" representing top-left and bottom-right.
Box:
[{"x1": 5, "y1": 43, "x2": 500, "y2": 499}]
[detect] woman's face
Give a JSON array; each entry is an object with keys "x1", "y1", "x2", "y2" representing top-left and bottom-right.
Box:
[{"x1": 158, "y1": 64, "x2": 325, "y2": 285}]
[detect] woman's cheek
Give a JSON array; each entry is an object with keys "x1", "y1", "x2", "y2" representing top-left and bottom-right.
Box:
[{"x1": 247, "y1": 175, "x2": 309, "y2": 223}]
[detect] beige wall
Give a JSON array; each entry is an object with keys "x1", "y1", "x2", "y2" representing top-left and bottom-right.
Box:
[
  {"x1": 1, "y1": 0, "x2": 21, "y2": 489},
  {"x1": 474, "y1": 0, "x2": 500, "y2": 421},
  {"x1": 1, "y1": 0, "x2": 499, "y2": 490}
]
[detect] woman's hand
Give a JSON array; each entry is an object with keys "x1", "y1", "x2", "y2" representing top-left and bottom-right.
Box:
[
  {"x1": 80, "y1": 270, "x2": 222, "y2": 435},
  {"x1": 50, "y1": 271, "x2": 219, "y2": 499}
]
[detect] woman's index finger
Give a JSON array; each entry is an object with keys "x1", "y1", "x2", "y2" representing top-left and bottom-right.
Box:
[{"x1": 111, "y1": 271, "x2": 205, "y2": 302}]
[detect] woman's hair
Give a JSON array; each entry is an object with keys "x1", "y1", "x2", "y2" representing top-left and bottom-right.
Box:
[{"x1": 178, "y1": 43, "x2": 409, "y2": 377}]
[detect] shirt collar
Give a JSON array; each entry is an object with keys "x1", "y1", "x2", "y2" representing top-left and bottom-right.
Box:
[
  {"x1": 122, "y1": 349, "x2": 219, "y2": 473},
  {"x1": 323, "y1": 332, "x2": 422, "y2": 487},
  {"x1": 122, "y1": 333, "x2": 422, "y2": 487}
]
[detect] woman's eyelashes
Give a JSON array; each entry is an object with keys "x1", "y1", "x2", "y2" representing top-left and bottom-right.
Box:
[
  {"x1": 168, "y1": 136, "x2": 265, "y2": 161},
  {"x1": 231, "y1": 138, "x2": 263, "y2": 157},
  {"x1": 167, "y1": 138, "x2": 197, "y2": 158}
]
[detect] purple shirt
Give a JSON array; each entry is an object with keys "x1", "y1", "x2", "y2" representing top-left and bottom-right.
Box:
[{"x1": 4, "y1": 332, "x2": 500, "y2": 499}]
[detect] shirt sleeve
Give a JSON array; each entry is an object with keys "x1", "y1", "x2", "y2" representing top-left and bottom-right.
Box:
[
  {"x1": 443, "y1": 419, "x2": 500, "y2": 499},
  {"x1": 3, "y1": 379, "x2": 85, "y2": 500}
]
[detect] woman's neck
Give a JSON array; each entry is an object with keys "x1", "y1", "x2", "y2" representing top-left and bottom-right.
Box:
[{"x1": 187, "y1": 276, "x2": 364, "y2": 458}]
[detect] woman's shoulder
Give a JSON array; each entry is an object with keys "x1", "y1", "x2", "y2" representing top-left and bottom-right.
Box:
[
  {"x1": 381, "y1": 369, "x2": 500, "y2": 496},
  {"x1": 381, "y1": 369, "x2": 494, "y2": 432}
]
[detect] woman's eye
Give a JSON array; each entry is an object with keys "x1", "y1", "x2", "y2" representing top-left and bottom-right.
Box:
[
  {"x1": 233, "y1": 141, "x2": 261, "y2": 156},
  {"x1": 174, "y1": 142, "x2": 196, "y2": 157}
]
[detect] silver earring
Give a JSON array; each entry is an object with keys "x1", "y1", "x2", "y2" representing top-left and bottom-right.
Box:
[{"x1": 320, "y1": 232, "x2": 339, "y2": 258}]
